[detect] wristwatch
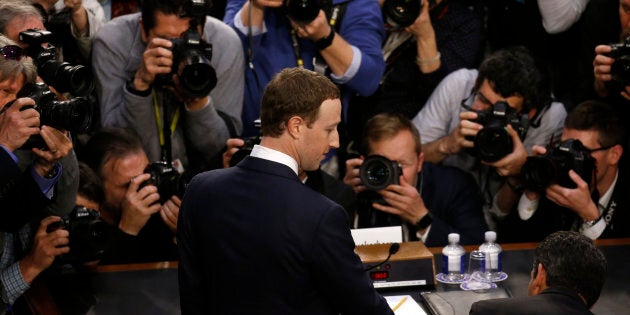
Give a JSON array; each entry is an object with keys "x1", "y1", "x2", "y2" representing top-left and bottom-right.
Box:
[
  {"x1": 415, "y1": 212, "x2": 433, "y2": 230},
  {"x1": 314, "y1": 28, "x2": 335, "y2": 50},
  {"x1": 584, "y1": 216, "x2": 602, "y2": 227}
]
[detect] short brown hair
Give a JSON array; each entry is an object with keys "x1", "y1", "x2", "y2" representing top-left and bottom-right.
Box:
[
  {"x1": 362, "y1": 113, "x2": 422, "y2": 155},
  {"x1": 260, "y1": 68, "x2": 339, "y2": 137}
]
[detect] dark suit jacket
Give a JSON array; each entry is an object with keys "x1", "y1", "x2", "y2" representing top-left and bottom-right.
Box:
[
  {"x1": 470, "y1": 287, "x2": 593, "y2": 315},
  {"x1": 356, "y1": 162, "x2": 487, "y2": 247},
  {"x1": 178, "y1": 156, "x2": 393, "y2": 315},
  {"x1": 0, "y1": 148, "x2": 49, "y2": 231}
]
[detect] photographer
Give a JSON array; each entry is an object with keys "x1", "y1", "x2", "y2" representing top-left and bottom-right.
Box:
[
  {"x1": 412, "y1": 46, "x2": 567, "y2": 230},
  {"x1": 224, "y1": 0, "x2": 385, "y2": 137},
  {"x1": 81, "y1": 127, "x2": 178, "y2": 264},
  {"x1": 0, "y1": 35, "x2": 74, "y2": 311},
  {"x1": 30, "y1": 0, "x2": 106, "y2": 62},
  {"x1": 343, "y1": 113, "x2": 487, "y2": 246},
  {"x1": 92, "y1": 0, "x2": 244, "y2": 173},
  {"x1": 504, "y1": 100, "x2": 629, "y2": 242},
  {"x1": 347, "y1": 0, "x2": 483, "y2": 144}
]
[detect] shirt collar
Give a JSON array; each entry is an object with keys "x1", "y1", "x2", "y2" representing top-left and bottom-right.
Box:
[{"x1": 250, "y1": 144, "x2": 299, "y2": 176}]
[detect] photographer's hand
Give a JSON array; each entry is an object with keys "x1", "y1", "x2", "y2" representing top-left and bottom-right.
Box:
[
  {"x1": 407, "y1": 0, "x2": 440, "y2": 74},
  {"x1": 240, "y1": 0, "x2": 282, "y2": 28},
  {"x1": 222, "y1": 138, "x2": 245, "y2": 168},
  {"x1": 0, "y1": 98, "x2": 39, "y2": 152},
  {"x1": 343, "y1": 157, "x2": 365, "y2": 194},
  {"x1": 373, "y1": 176, "x2": 428, "y2": 225},
  {"x1": 486, "y1": 124, "x2": 528, "y2": 177},
  {"x1": 19, "y1": 216, "x2": 70, "y2": 284},
  {"x1": 134, "y1": 38, "x2": 174, "y2": 91},
  {"x1": 32, "y1": 126, "x2": 72, "y2": 177},
  {"x1": 160, "y1": 195, "x2": 181, "y2": 234},
  {"x1": 546, "y1": 170, "x2": 600, "y2": 222},
  {"x1": 119, "y1": 174, "x2": 161, "y2": 236}
]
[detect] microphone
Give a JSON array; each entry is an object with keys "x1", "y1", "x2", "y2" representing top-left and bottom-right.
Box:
[{"x1": 364, "y1": 243, "x2": 400, "y2": 271}]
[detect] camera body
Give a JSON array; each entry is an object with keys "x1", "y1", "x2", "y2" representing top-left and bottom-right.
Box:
[
  {"x1": 229, "y1": 136, "x2": 262, "y2": 167},
  {"x1": 521, "y1": 139, "x2": 596, "y2": 192},
  {"x1": 383, "y1": 0, "x2": 422, "y2": 29},
  {"x1": 283, "y1": 0, "x2": 332, "y2": 24},
  {"x1": 605, "y1": 37, "x2": 630, "y2": 85},
  {"x1": 467, "y1": 101, "x2": 527, "y2": 162},
  {"x1": 359, "y1": 155, "x2": 402, "y2": 191},
  {"x1": 155, "y1": 29, "x2": 217, "y2": 98},
  {"x1": 17, "y1": 82, "x2": 93, "y2": 133},
  {"x1": 140, "y1": 161, "x2": 190, "y2": 204},
  {"x1": 48, "y1": 206, "x2": 112, "y2": 264},
  {"x1": 19, "y1": 29, "x2": 94, "y2": 96}
]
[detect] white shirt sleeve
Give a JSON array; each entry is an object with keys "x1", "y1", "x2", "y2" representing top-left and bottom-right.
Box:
[{"x1": 537, "y1": 0, "x2": 590, "y2": 34}]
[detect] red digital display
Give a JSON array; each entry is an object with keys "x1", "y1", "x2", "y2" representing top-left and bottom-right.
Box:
[{"x1": 370, "y1": 271, "x2": 389, "y2": 280}]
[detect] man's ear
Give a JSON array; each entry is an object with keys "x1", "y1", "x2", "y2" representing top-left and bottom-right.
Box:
[
  {"x1": 607, "y1": 144, "x2": 623, "y2": 166},
  {"x1": 287, "y1": 116, "x2": 304, "y2": 140},
  {"x1": 531, "y1": 263, "x2": 548, "y2": 295}
]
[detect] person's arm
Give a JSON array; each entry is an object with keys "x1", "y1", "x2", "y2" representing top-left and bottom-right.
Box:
[
  {"x1": 63, "y1": 0, "x2": 106, "y2": 59},
  {"x1": 182, "y1": 19, "x2": 245, "y2": 161},
  {"x1": 538, "y1": 0, "x2": 590, "y2": 34}
]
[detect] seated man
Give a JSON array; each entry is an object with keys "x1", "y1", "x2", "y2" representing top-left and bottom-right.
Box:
[
  {"x1": 470, "y1": 231, "x2": 607, "y2": 315},
  {"x1": 412, "y1": 46, "x2": 567, "y2": 230},
  {"x1": 81, "y1": 127, "x2": 178, "y2": 264},
  {"x1": 343, "y1": 113, "x2": 487, "y2": 246},
  {"x1": 506, "y1": 100, "x2": 628, "y2": 242},
  {"x1": 92, "y1": 0, "x2": 244, "y2": 173}
]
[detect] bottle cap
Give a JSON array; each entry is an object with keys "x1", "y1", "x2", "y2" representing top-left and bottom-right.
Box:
[
  {"x1": 448, "y1": 233, "x2": 460, "y2": 243},
  {"x1": 485, "y1": 231, "x2": 497, "y2": 242}
]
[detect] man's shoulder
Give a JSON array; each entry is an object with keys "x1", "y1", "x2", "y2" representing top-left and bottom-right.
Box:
[
  {"x1": 203, "y1": 16, "x2": 241, "y2": 43},
  {"x1": 95, "y1": 13, "x2": 140, "y2": 42}
]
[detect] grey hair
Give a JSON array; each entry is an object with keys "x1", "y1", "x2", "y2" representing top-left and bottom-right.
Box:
[
  {"x1": 0, "y1": 34, "x2": 37, "y2": 83},
  {"x1": 0, "y1": 0, "x2": 43, "y2": 35}
]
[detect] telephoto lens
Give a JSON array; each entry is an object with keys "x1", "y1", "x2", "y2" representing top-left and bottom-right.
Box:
[{"x1": 359, "y1": 155, "x2": 402, "y2": 190}]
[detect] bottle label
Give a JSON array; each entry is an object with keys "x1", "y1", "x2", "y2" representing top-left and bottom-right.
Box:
[
  {"x1": 442, "y1": 254, "x2": 465, "y2": 274},
  {"x1": 485, "y1": 251, "x2": 502, "y2": 272}
]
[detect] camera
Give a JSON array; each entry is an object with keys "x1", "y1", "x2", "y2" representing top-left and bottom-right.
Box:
[
  {"x1": 521, "y1": 139, "x2": 596, "y2": 192},
  {"x1": 359, "y1": 155, "x2": 402, "y2": 190},
  {"x1": 383, "y1": 0, "x2": 422, "y2": 29},
  {"x1": 605, "y1": 36, "x2": 630, "y2": 85},
  {"x1": 139, "y1": 161, "x2": 191, "y2": 204},
  {"x1": 19, "y1": 29, "x2": 94, "y2": 96},
  {"x1": 229, "y1": 136, "x2": 262, "y2": 167},
  {"x1": 16, "y1": 82, "x2": 93, "y2": 133},
  {"x1": 229, "y1": 119, "x2": 262, "y2": 167},
  {"x1": 466, "y1": 101, "x2": 528, "y2": 162},
  {"x1": 154, "y1": 1, "x2": 216, "y2": 98},
  {"x1": 283, "y1": 0, "x2": 331, "y2": 24},
  {"x1": 47, "y1": 206, "x2": 112, "y2": 264}
]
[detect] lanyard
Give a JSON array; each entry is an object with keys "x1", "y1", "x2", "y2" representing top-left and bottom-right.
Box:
[
  {"x1": 153, "y1": 93, "x2": 180, "y2": 161},
  {"x1": 289, "y1": 6, "x2": 341, "y2": 67}
]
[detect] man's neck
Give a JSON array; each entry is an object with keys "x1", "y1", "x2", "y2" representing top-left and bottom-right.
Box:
[{"x1": 597, "y1": 167, "x2": 619, "y2": 198}]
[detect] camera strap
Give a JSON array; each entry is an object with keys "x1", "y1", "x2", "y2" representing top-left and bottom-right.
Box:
[{"x1": 153, "y1": 93, "x2": 180, "y2": 161}]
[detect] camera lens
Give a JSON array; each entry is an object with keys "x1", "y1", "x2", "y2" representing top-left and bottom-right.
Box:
[
  {"x1": 39, "y1": 97, "x2": 93, "y2": 133},
  {"x1": 521, "y1": 156, "x2": 557, "y2": 192},
  {"x1": 179, "y1": 49, "x2": 217, "y2": 97},
  {"x1": 285, "y1": 0, "x2": 321, "y2": 24},
  {"x1": 611, "y1": 55, "x2": 630, "y2": 85},
  {"x1": 383, "y1": 0, "x2": 422, "y2": 28},
  {"x1": 38, "y1": 60, "x2": 94, "y2": 96},
  {"x1": 474, "y1": 127, "x2": 513, "y2": 162},
  {"x1": 359, "y1": 155, "x2": 401, "y2": 190}
]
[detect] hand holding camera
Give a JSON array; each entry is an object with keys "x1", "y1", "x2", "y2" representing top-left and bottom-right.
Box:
[
  {"x1": 119, "y1": 173, "x2": 162, "y2": 236},
  {"x1": 594, "y1": 44, "x2": 630, "y2": 100},
  {"x1": 160, "y1": 195, "x2": 181, "y2": 234},
  {"x1": 135, "y1": 37, "x2": 175, "y2": 92},
  {"x1": 32, "y1": 125, "x2": 73, "y2": 178},
  {"x1": 20, "y1": 216, "x2": 70, "y2": 283},
  {"x1": 484, "y1": 124, "x2": 528, "y2": 177},
  {"x1": 0, "y1": 98, "x2": 39, "y2": 152}
]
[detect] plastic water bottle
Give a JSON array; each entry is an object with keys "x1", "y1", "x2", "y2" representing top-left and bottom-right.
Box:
[
  {"x1": 479, "y1": 231, "x2": 503, "y2": 281},
  {"x1": 442, "y1": 233, "x2": 466, "y2": 282}
]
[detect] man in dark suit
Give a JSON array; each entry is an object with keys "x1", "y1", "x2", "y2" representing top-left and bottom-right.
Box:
[
  {"x1": 178, "y1": 68, "x2": 393, "y2": 314},
  {"x1": 470, "y1": 230, "x2": 607, "y2": 315},
  {"x1": 343, "y1": 113, "x2": 487, "y2": 246}
]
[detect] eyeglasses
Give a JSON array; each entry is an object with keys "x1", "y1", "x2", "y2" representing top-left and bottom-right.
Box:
[
  {"x1": 460, "y1": 91, "x2": 494, "y2": 112},
  {"x1": 0, "y1": 45, "x2": 24, "y2": 61},
  {"x1": 585, "y1": 144, "x2": 615, "y2": 154}
]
